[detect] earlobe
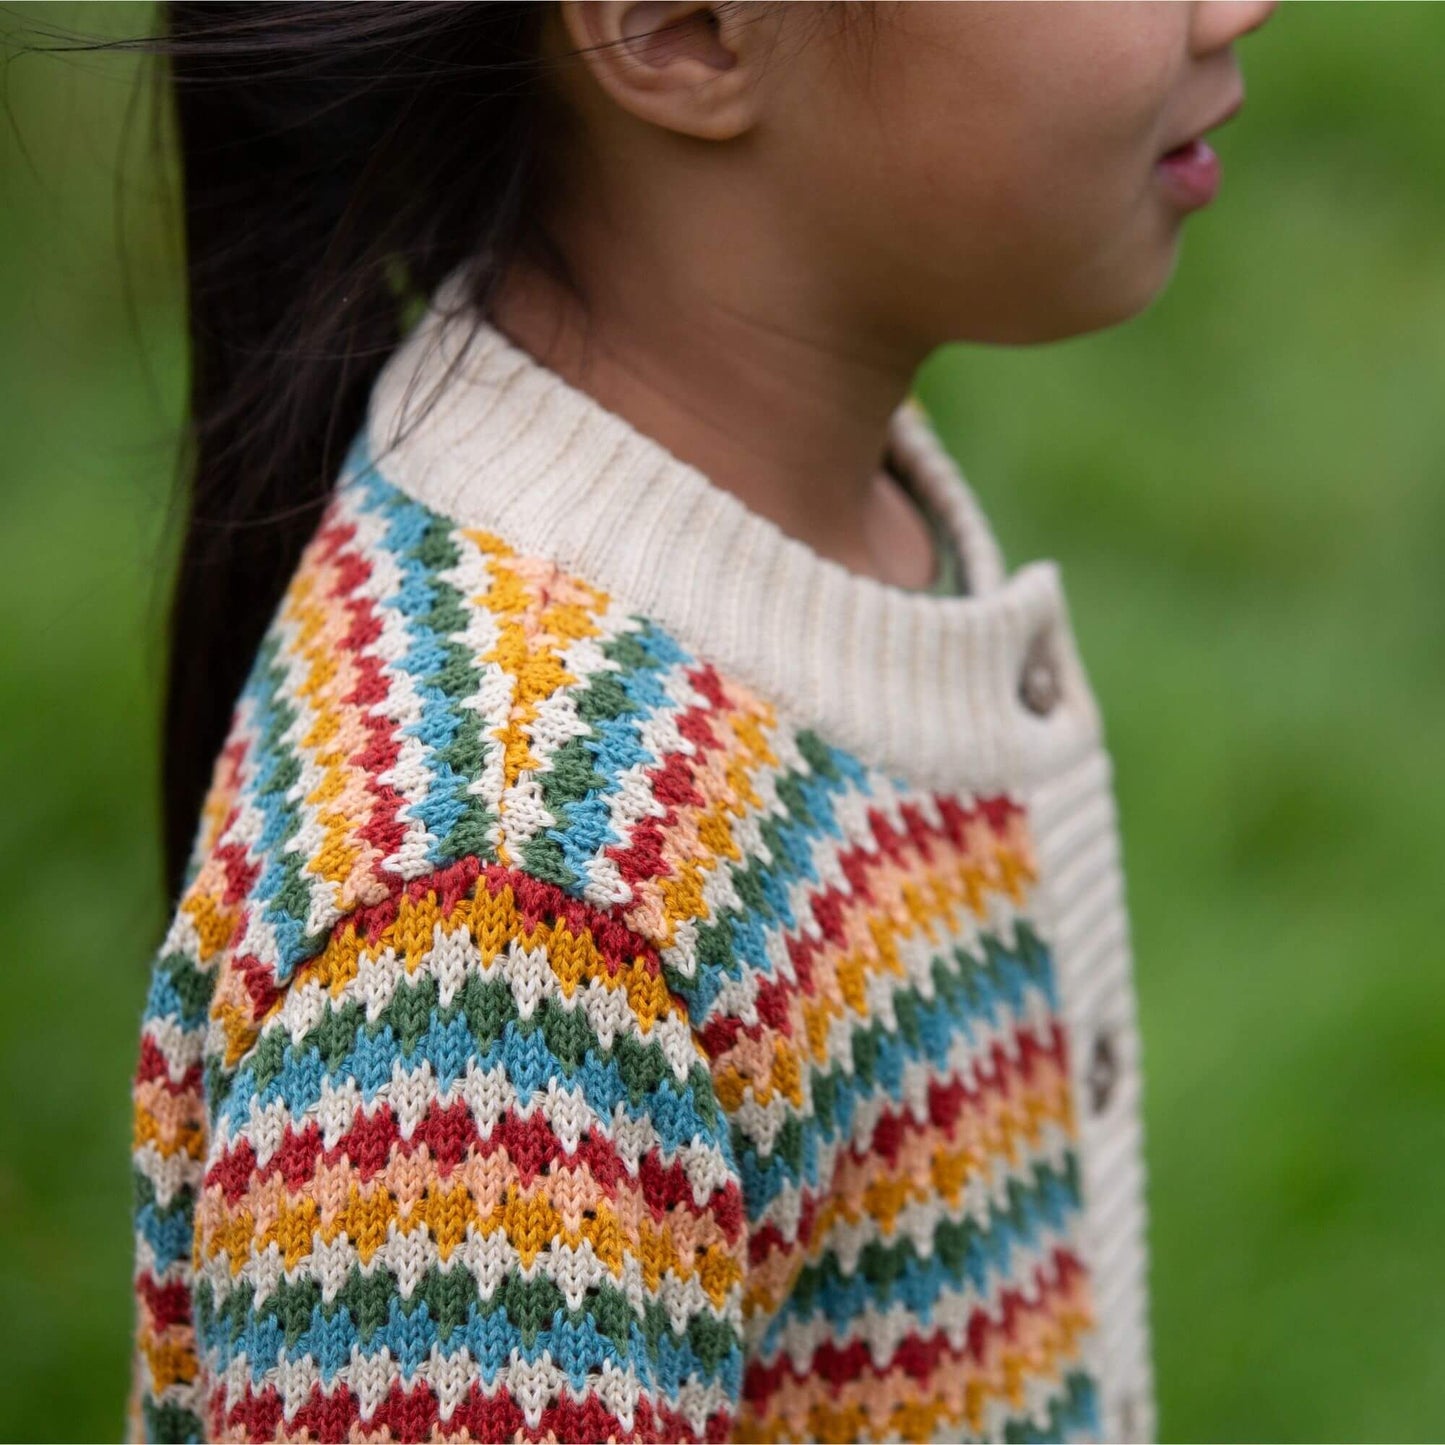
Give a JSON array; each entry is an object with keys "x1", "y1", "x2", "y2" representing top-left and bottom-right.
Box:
[{"x1": 559, "y1": 0, "x2": 770, "y2": 142}]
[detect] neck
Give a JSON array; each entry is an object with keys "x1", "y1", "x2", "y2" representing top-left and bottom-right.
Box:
[
  {"x1": 490, "y1": 256, "x2": 935, "y2": 585},
  {"x1": 366, "y1": 292, "x2": 1090, "y2": 791}
]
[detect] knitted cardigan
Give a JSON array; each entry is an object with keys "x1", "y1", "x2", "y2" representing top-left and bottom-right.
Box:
[{"x1": 129, "y1": 286, "x2": 1154, "y2": 1444}]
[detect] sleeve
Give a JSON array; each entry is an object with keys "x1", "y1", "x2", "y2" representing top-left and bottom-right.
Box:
[
  {"x1": 129, "y1": 734, "x2": 249, "y2": 1443},
  {"x1": 129, "y1": 907, "x2": 220, "y2": 1442},
  {"x1": 139, "y1": 855, "x2": 747, "y2": 1443}
]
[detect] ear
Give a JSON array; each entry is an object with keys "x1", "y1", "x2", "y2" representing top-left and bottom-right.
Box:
[{"x1": 558, "y1": 1, "x2": 778, "y2": 141}]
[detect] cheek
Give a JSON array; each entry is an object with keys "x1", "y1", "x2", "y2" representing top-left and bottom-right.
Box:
[
  {"x1": 978, "y1": 68, "x2": 1177, "y2": 230},
  {"x1": 778, "y1": 4, "x2": 1189, "y2": 340},
  {"x1": 888, "y1": 110, "x2": 1163, "y2": 276},
  {"x1": 882, "y1": 22, "x2": 1187, "y2": 334}
]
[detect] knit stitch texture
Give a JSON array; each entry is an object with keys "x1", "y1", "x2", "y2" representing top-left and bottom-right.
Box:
[{"x1": 129, "y1": 307, "x2": 1151, "y2": 1444}]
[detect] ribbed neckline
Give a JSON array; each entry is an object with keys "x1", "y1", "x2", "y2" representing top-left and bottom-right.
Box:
[{"x1": 365, "y1": 281, "x2": 1102, "y2": 792}]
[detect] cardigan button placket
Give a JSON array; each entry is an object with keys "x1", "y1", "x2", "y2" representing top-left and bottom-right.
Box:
[
  {"x1": 1118, "y1": 1393, "x2": 1139, "y2": 1442},
  {"x1": 1087, "y1": 1027, "x2": 1120, "y2": 1114}
]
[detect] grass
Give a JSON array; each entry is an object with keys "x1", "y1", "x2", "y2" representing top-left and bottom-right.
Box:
[{"x1": 4, "y1": 4, "x2": 1445, "y2": 1440}]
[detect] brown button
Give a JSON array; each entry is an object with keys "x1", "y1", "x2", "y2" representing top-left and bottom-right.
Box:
[
  {"x1": 1087, "y1": 1029, "x2": 1120, "y2": 1113},
  {"x1": 1018, "y1": 631, "x2": 1061, "y2": 716}
]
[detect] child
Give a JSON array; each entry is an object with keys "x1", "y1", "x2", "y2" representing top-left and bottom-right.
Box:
[{"x1": 128, "y1": 3, "x2": 1276, "y2": 1441}]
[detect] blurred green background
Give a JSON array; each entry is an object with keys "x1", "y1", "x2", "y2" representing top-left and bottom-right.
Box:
[{"x1": 3, "y1": 4, "x2": 1444, "y2": 1440}]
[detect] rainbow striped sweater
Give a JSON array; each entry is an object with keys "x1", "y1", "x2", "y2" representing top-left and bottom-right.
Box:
[{"x1": 130, "y1": 297, "x2": 1153, "y2": 1444}]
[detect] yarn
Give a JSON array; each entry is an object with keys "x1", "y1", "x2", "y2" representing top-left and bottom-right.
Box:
[{"x1": 129, "y1": 392, "x2": 1147, "y2": 1441}]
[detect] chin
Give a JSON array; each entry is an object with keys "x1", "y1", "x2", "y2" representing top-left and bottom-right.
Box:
[
  {"x1": 929, "y1": 234, "x2": 1183, "y2": 346},
  {"x1": 990, "y1": 284, "x2": 1173, "y2": 345},
  {"x1": 1057, "y1": 238, "x2": 1184, "y2": 339}
]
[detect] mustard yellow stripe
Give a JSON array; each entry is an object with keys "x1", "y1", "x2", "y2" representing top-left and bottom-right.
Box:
[
  {"x1": 285, "y1": 878, "x2": 690, "y2": 1034},
  {"x1": 199, "y1": 1172, "x2": 742, "y2": 1306},
  {"x1": 465, "y1": 533, "x2": 612, "y2": 869},
  {"x1": 247, "y1": 1149, "x2": 741, "y2": 1267},
  {"x1": 135, "y1": 1324, "x2": 198, "y2": 1397},
  {"x1": 178, "y1": 889, "x2": 240, "y2": 967},
  {"x1": 132, "y1": 1080, "x2": 206, "y2": 1162}
]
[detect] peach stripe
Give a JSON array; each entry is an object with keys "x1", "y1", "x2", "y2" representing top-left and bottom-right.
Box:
[
  {"x1": 199, "y1": 1149, "x2": 737, "y2": 1267},
  {"x1": 132, "y1": 1079, "x2": 206, "y2": 1160}
]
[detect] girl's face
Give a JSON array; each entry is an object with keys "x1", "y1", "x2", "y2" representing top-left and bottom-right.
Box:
[{"x1": 763, "y1": 0, "x2": 1278, "y2": 347}]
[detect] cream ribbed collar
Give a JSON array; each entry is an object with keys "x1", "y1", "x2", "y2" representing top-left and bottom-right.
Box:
[{"x1": 366, "y1": 288, "x2": 1101, "y2": 793}]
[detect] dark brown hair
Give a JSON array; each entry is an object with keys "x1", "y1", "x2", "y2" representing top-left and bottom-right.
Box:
[{"x1": 152, "y1": 2, "x2": 554, "y2": 899}]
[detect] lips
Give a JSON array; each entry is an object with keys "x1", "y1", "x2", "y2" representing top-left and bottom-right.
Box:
[
  {"x1": 1158, "y1": 137, "x2": 1204, "y2": 163},
  {"x1": 1155, "y1": 138, "x2": 1223, "y2": 208},
  {"x1": 1155, "y1": 92, "x2": 1243, "y2": 210}
]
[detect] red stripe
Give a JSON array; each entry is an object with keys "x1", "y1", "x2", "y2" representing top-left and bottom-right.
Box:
[
  {"x1": 134, "y1": 1034, "x2": 202, "y2": 1095},
  {"x1": 214, "y1": 835, "x2": 260, "y2": 911},
  {"x1": 699, "y1": 793, "x2": 1031, "y2": 1060},
  {"x1": 746, "y1": 1020, "x2": 1070, "y2": 1267},
  {"x1": 742, "y1": 1246, "x2": 1088, "y2": 1409},
  {"x1": 231, "y1": 949, "x2": 285, "y2": 1025},
  {"x1": 867, "y1": 1020, "x2": 1069, "y2": 1166},
  {"x1": 342, "y1": 858, "x2": 666, "y2": 981},
  {"x1": 215, "y1": 857, "x2": 668, "y2": 1045},
  {"x1": 315, "y1": 514, "x2": 413, "y2": 871},
  {"x1": 136, "y1": 1271, "x2": 192, "y2": 1332},
  {"x1": 604, "y1": 662, "x2": 734, "y2": 891},
  {"x1": 214, "y1": 1376, "x2": 723, "y2": 1443},
  {"x1": 203, "y1": 1097, "x2": 745, "y2": 1242}
]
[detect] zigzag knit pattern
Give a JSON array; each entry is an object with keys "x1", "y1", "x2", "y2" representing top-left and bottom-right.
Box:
[{"x1": 130, "y1": 444, "x2": 1100, "y2": 1443}]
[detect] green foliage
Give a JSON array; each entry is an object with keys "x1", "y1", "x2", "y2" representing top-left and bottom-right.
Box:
[{"x1": 3, "y1": 3, "x2": 1444, "y2": 1440}]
